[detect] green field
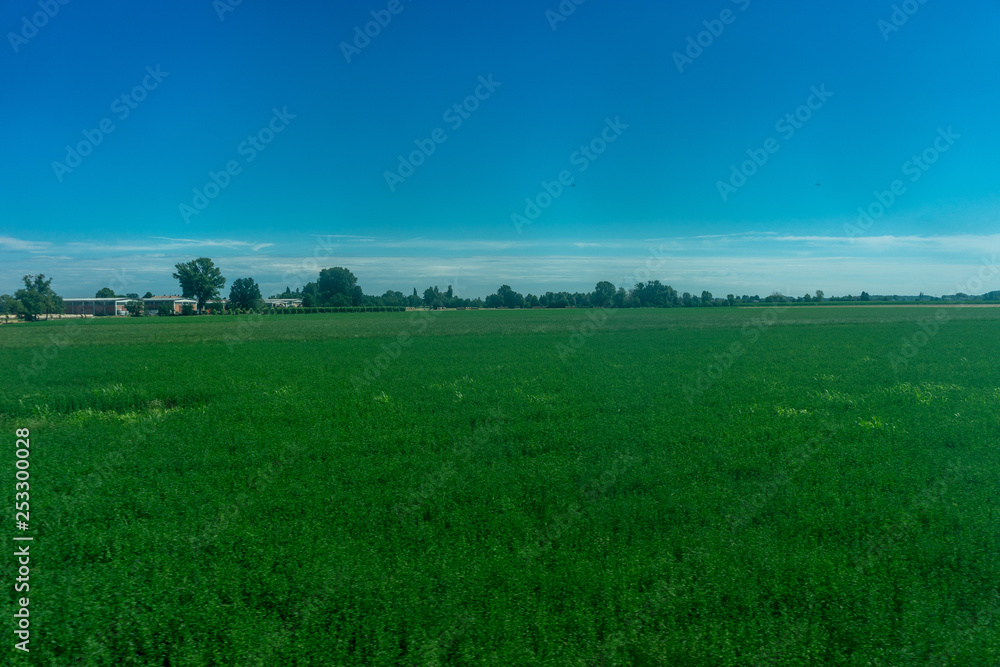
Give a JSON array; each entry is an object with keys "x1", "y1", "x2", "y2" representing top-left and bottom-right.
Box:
[{"x1": 2, "y1": 307, "x2": 999, "y2": 665}]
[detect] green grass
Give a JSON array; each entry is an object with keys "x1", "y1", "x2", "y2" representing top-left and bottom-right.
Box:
[{"x1": 2, "y1": 307, "x2": 999, "y2": 665}]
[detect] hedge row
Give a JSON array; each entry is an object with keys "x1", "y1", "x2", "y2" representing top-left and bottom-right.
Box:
[{"x1": 267, "y1": 306, "x2": 406, "y2": 314}]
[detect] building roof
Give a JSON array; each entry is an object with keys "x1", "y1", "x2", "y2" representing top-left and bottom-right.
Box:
[
  {"x1": 63, "y1": 297, "x2": 130, "y2": 303},
  {"x1": 144, "y1": 296, "x2": 197, "y2": 302}
]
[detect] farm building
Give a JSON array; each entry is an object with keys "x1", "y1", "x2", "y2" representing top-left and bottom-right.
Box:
[
  {"x1": 144, "y1": 296, "x2": 199, "y2": 314},
  {"x1": 63, "y1": 298, "x2": 131, "y2": 316},
  {"x1": 64, "y1": 295, "x2": 292, "y2": 316}
]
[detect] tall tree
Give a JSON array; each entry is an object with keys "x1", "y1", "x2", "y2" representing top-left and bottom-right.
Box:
[
  {"x1": 423, "y1": 286, "x2": 443, "y2": 309},
  {"x1": 95, "y1": 287, "x2": 119, "y2": 298},
  {"x1": 591, "y1": 281, "x2": 616, "y2": 307},
  {"x1": 317, "y1": 267, "x2": 362, "y2": 307},
  {"x1": 14, "y1": 274, "x2": 64, "y2": 321},
  {"x1": 0, "y1": 294, "x2": 20, "y2": 318},
  {"x1": 229, "y1": 277, "x2": 263, "y2": 311},
  {"x1": 173, "y1": 258, "x2": 226, "y2": 312},
  {"x1": 496, "y1": 284, "x2": 524, "y2": 309}
]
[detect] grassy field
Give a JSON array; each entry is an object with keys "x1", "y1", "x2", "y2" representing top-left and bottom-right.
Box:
[{"x1": 2, "y1": 307, "x2": 999, "y2": 665}]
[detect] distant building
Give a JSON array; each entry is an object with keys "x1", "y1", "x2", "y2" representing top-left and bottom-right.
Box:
[
  {"x1": 263, "y1": 298, "x2": 302, "y2": 308},
  {"x1": 63, "y1": 298, "x2": 130, "y2": 316},
  {"x1": 143, "y1": 296, "x2": 199, "y2": 314}
]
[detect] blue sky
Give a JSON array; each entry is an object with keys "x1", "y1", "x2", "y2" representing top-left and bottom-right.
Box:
[{"x1": 2, "y1": 0, "x2": 999, "y2": 299}]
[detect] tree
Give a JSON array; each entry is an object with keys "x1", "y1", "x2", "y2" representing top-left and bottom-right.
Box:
[
  {"x1": 173, "y1": 258, "x2": 226, "y2": 312},
  {"x1": 814, "y1": 290, "x2": 824, "y2": 302},
  {"x1": 701, "y1": 291, "x2": 713, "y2": 306},
  {"x1": 0, "y1": 294, "x2": 20, "y2": 319},
  {"x1": 860, "y1": 291, "x2": 871, "y2": 301},
  {"x1": 156, "y1": 302, "x2": 173, "y2": 317},
  {"x1": 381, "y1": 290, "x2": 406, "y2": 307},
  {"x1": 270, "y1": 286, "x2": 302, "y2": 299},
  {"x1": 14, "y1": 275, "x2": 64, "y2": 321},
  {"x1": 229, "y1": 277, "x2": 263, "y2": 311},
  {"x1": 95, "y1": 287, "x2": 119, "y2": 298},
  {"x1": 592, "y1": 281, "x2": 616, "y2": 307},
  {"x1": 496, "y1": 285, "x2": 524, "y2": 309},
  {"x1": 125, "y1": 293, "x2": 139, "y2": 299},
  {"x1": 125, "y1": 300, "x2": 146, "y2": 317},
  {"x1": 143, "y1": 291, "x2": 154, "y2": 299},
  {"x1": 317, "y1": 267, "x2": 362, "y2": 307}
]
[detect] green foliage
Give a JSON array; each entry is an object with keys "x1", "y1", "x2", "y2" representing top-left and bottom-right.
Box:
[
  {"x1": 172, "y1": 257, "x2": 226, "y2": 311},
  {"x1": 95, "y1": 287, "x2": 119, "y2": 298},
  {"x1": 316, "y1": 266, "x2": 362, "y2": 307},
  {"x1": 0, "y1": 293, "x2": 20, "y2": 317},
  {"x1": 229, "y1": 277, "x2": 263, "y2": 311},
  {"x1": 125, "y1": 300, "x2": 146, "y2": 317},
  {"x1": 156, "y1": 302, "x2": 173, "y2": 317},
  {"x1": 14, "y1": 273, "x2": 64, "y2": 321}
]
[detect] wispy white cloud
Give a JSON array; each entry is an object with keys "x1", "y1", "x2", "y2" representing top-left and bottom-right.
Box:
[
  {"x1": 0, "y1": 236, "x2": 49, "y2": 252},
  {"x1": 62, "y1": 237, "x2": 275, "y2": 254},
  {"x1": 1, "y1": 232, "x2": 997, "y2": 299}
]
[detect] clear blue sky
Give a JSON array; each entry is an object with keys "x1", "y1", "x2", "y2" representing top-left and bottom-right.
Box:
[{"x1": 2, "y1": 0, "x2": 999, "y2": 299}]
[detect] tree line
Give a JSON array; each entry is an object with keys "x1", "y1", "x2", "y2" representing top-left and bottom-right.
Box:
[{"x1": 3, "y1": 257, "x2": 999, "y2": 321}]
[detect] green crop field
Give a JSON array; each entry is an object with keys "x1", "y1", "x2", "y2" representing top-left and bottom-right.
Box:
[{"x1": 2, "y1": 307, "x2": 999, "y2": 665}]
